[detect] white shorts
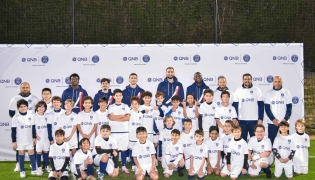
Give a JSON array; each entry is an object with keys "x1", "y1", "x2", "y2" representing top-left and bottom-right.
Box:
[
  {"x1": 209, "y1": 160, "x2": 221, "y2": 169},
  {"x1": 17, "y1": 144, "x2": 34, "y2": 151},
  {"x1": 111, "y1": 133, "x2": 129, "y2": 150},
  {"x1": 36, "y1": 141, "x2": 50, "y2": 152},
  {"x1": 294, "y1": 165, "x2": 308, "y2": 174},
  {"x1": 248, "y1": 156, "x2": 273, "y2": 175},
  {"x1": 94, "y1": 154, "x2": 115, "y2": 174},
  {"x1": 128, "y1": 141, "x2": 137, "y2": 150},
  {"x1": 136, "y1": 164, "x2": 157, "y2": 175},
  {"x1": 184, "y1": 154, "x2": 191, "y2": 169},
  {"x1": 153, "y1": 135, "x2": 159, "y2": 143},
  {"x1": 67, "y1": 141, "x2": 78, "y2": 150},
  {"x1": 274, "y1": 161, "x2": 293, "y2": 178},
  {"x1": 48, "y1": 170, "x2": 68, "y2": 177},
  {"x1": 70, "y1": 162, "x2": 86, "y2": 175},
  {"x1": 221, "y1": 164, "x2": 242, "y2": 178}
]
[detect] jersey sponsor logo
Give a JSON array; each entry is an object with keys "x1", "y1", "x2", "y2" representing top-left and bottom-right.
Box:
[
  {"x1": 209, "y1": 150, "x2": 218, "y2": 153},
  {"x1": 143, "y1": 115, "x2": 153, "y2": 118},
  {"x1": 63, "y1": 125, "x2": 72, "y2": 129},
  {"x1": 72, "y1": 57, "x2": 87, "y2": 61},
  {"x1": 296, "y1": 145, "x2": 307, "y2": 149},
  {"x1": 116, "y1": 76, "x2": 124, "y2": 84},
  {"x1": 271, "y1": 101, "x2": 285, "y2": 104},
  {"x1": 224, "y1": 56, "x2": 239, "y2": 60},
  {"x1": 292, "y1": 96, "x2": 299, "y2": 104},
  {"x1": 99, "y1": 122, "x2": 109, "y2": 125},
  {"x1": 204, "y1": 113, "x2": 215, "y2": 117},
  {"x1": 131, "y1": 122, "x2": 140, "y2": 126},
  {"x1": 92, "y1": 55, "x2": 100, "y2": 63},
  {"x1": 41, "y1": 56, "x2": 49, "y2": 63},
  {"x1": 0, "y1": 79, "x2": 10, "y2": 83},
  {"x1": 20, "y1": 125, "x2": 32, "y2": 129},
  {"x1": 194, "y1": 156, "x2": 202, "y2": 160},
  {"x1": 171, "y1": 154, "x2": 179, "y2": 158},
  {"x1": 0, "y1": 122, "x2": 10, "y2": 126},
  {"x1": 217, "y1": 102, "x2": 220, "y2": 105},
  {"x1": 138, "y1": 154, "x2": 150, "y2": 159},
  {"x1": 163, "y1": 138, "x2": 171, "y2": 142},
  {"x1": 65, "y1": 77, "x2": 71, "y2": 85},
  {"x1": 193, "y1": 55, "x2": 201, "y2": 62},
  {"x1": 232, "y1": 150, "x2": 240, "y2": 156},
  {"x1": 81, "y1": 122, "x2": 93, "y2": 125},
  {"x1": 243, "y1": 54, "x2": 250, "y2": 62},
  {"x1": 242, "y1": 98, "x2": 255, "y2": 102},
  {"x1": 278, "y1": 146, "x2": 290, "y2": 151},
  {"x1": 223, "y1": 145, "x2": 229, "y2": 148},
  {"x1": 266, "y1": 75, "x2": 274, "y2": 83},
  {"x1": 142, "y1": 55, "x2": 150, "y2": 63},
  {"x1": 174, "y1": 56, "x2": 189, "y2": 61},
  {"x1": 273, "y1": 56, "x2": 287, "y2": 60},
  {"x1": 291, "y1": 54, "x2": 298, "y2": 62},
  {"x1": 221, "y1": 116, "x2": 231, "y2": 119},
  {"x1": 14, "y1": 77, "x2": 22, "y2": 85},
  {"x1": 37, "y1": 125, "x2": 47, "y2": 129},
  {"x1": 53, "y1": 156, "x2": 66, "y2": 160}
]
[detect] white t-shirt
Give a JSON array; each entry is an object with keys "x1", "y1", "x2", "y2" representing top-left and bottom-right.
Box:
[
  {"x1": 214, "y1": 89, "x2": 234, "y2": 106},
  {"x1": 189, "y1": 143, "x2": 208, "y2": 169},
  {"x1": 165, "y1": 141, "x2": 183, "y2": 162},
  {"x1": 214, "y1": 105, "x2": 237, "y2": 135},
  {"x1": 264, "y1": 88, "x2": 292, "y2": 124},
  {"x1": 9, "y1": 94, "x2": 39, "y2": 114},
  {"x1": 273, "y1": 135, "x2": 296, "y2": 165},
  {"x1": 33, "y1": 113, "x2": 49, "y2": 144},
  {"x1": 129, "y1": 110, "x2": 142, "y2": 142},
  {"x1": 94, "y1": 135, "x2": 118, "y2": 150},
  {"x1": 180, "y1": 131, "x2": 195, "y2": 159},
  {"x1": 248, "y1": 136, "x2": 272, "y2": 156},
  {"x1": 45, "y1": 101, "x2": 54, "y2": 115},
  {"x1": 153, "y1": 105, "x2": 167, "y2": 132},
  {"x1": 205, "y1": 138, "x2": 223, "y2": 164},
  {"x1": 233, "y1": 86, "x2": 263, "y2": 120},
  {"x1": 291, "y1": 133, "x2": 310, "y2": 166},
  {"x1": 184, "y1": 106, "x2": 199, "y2": 133},
  {"x1": 132, "y1": 140, "x2": 156, "y2": 166},
  {"x1": 199, "y1": 102, "x2": 216, "y2": 132},
  {"x1": 77, "y1": 111, "x2": 98, "y2": 140},
  {"x1": 49, "y1": 142, "x2": 70, "y2": 170},
  {"x1": 227, "y1": 138, "x2": 248, "y2": 166},
  {"x1": 73, "y1": 149, "x2": 92, "y2": 166},
  {"x1": 166, "y1": 106, "x2": 185, "y2": 131},
  {"x1": 139, "y1": 105, "x2": 159, "y2": 134},
  {"x1": 95, "y1": 110, "x2": 110, "y2": 135},
  {"x1": 222, "y1": 133, "x2": 233, "y2": 155},
  {"x1": 48, "y1": 109, "x2": 66, "y2": 141},
  {"x1": 159, "y1": 128, "x2": 173, "y2": 155},
  {"x1": 108, "y1": 103, "x2": 130, "y2": 133},
  {"x1": 60, "y1": 112, "x2": 78, "y2": 145},
  {"x1": 11, "y1": 113, "x2": 35, "y2": 145}
]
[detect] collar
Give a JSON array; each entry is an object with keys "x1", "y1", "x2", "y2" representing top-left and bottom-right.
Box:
[
  {"x1": 166, "y1": 127, "x2": 173, "y2": 130},
  {"x1": 273, "y1": 86, "x2": 283, "y2": 91},
  {"x1": 216, "y1": 87, "x2": 229, "y2": 91},
  {"x1": 234, "y1": 137, "x2": 242, "y2": 141},
  {"x1": 115, "y1": 103, "x2": 122, "y2": 106},
  {"x1": 19, "y1": 93, "x2": 31, "y2": 97},
  {"x1": 296, "y1": 132, "x2": 304, "y2": 135},
  {"x1": 103, "y1": 137, "x2": 109, "y2": 141},
  {"x1": 19, "y1": 111, "x2": 27, "y2": 116},
  {"x1": 56, "y1": 142, "x2": 64, "y2": 146},
  {"x1": 139, "y1": 140, "x2": 146, "y2": 144},
  {"x1": 206, "y1": 102, "x2": 213, "y2": 105},
  {"x1": 54, "y1": 109, "x2": 61, "y2": 113},
  {"x1": 242, "y1": 83, "x2": 253, "y2": 88}
]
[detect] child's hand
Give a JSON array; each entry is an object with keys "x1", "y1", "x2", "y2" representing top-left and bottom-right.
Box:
[
  {"x1": 153, "y1": 106, "x2": 159, "y2": 110},
  {"x1": 242, "y1": 168, "x2": 247, "y2": 174},
  {"x1": 181, "y1": 101, "x2": 186, "y2": 107},
  {"x1": 233, "y1": 119, "x2": 239, "y2": 126},
  {"x1": 36, "y1": 134, "x2": 41, "y2": 141},
  {"x1": 12, "y1": 142, "x2": 17, "y2": 149},
  {"x1": 52, "y1": 171, "x2": 57, "y2": 177},
  {"x1": 33, "y1": 139, "x2": 36, "y2": 145},
  {"x1": 50, "y1": 141, "x2": 54, "y2": 145},
  {"x1": 198, "y1": 167, "x2": 204, "y2": 177},
  {"x1": 150, "y1": 166, "x2": 155, "y2": 173},
  {"x1": 283, "y1": 158, "x2": 289, "y2": 163},
  {"x1": 189, "y1": 167, "x2": 194, "y2": 174},
  {"x1": 227, "y1": 164, "x2": 231, "y2": 172},
  {"x1": 250, "y1": 162, "x2": 257, "y2": 169},
  {"x1": 156, "y1": 132, "x2": 160, "y2": 135},
  {"x1": 137, "y1": 166, "x2": 143, "y2": 175},
  {"x1": 57, "y1": 171, "x2": 62, "y2": 177},
  {"x1": 195, "y1": 100, "x2": 199, "y2": 106},
  {"x1": 215, "y1": 162, "x2": 220, "y2": 169},
  {"x1": 158, "y1": 157, "x2": 162, "y2": 162},
  {"x1": 279, "y1": 158, "x2": 284, "y2": 163},
  {"x1": 113, "y1": 150, "x2": 118, "y2": 157}
]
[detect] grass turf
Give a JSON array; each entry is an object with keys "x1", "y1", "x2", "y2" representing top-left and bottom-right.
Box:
[{"x1": 1, "y1": 140, "x2": 314, "y2": 180}]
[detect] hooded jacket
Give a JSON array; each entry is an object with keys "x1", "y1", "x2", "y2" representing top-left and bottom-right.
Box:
[
  {"x1": 61, "y1": 85, "x2": 88, "y2": 113},
  {"x1": 157, "y1": 76, "x2": 184, "y2": 106},
  {"x1": 122, "y1": 85, "x2": 145, "y2": 106},
  {"x1": 93, "y1": 89, "x2": 114, "y2": 111},
  {"x1": 186, "y1": 81, "x2": 209, "y2": 101}
]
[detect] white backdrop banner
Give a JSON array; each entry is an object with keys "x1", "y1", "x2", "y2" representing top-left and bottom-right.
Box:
[{"x1": 0, "y1": 44, "x2": 304, "y2": 160}]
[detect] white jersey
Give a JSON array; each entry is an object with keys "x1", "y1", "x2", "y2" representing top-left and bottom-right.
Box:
[
  {"x1": 199, "y1": 102, "x2": 216, "y2": 132},
  {"x1": 108, "y1": 103, "x2": 130, "y2": 133},
  {"x1": 132, "y1": 140, "x2": 155, "y2": 166},
  {"x1": 153, "y1": 105, "x2": 167, "y2": 132},
  {"x1": 166, "y1": 106, "x2": 184, "y2": 131},
  {"x1": 291, "y1": 133, "x2": 309, "y2": 166},
  {"x1": 180, "y1": 131, "x2": 195, "y2": 159},
  {"x1": 45, "y1": 101, "x2": 54, "y2": 115},
  {"x1": 11, "y1": 113, "x2": 34, "y2": 145},
  {"x1": 184, "y1": 106, "x2": 199, "y2": 132},
  {"x1": 205, "y1": 138, "x2": 223, "y2": 163},
  {"x1": 165, "y1": 141, "x2": 183, "y2": 162},
  {"x1": 264, "y1": 88, "x2": 292, "y2": 124},
  {"x1": 94, "y1": 135, "x2": 118, "y2": 150},
  {"x1": 159, "y1": 128, "x2": 173, "y2": 154},
  {"x1": 227, "y1": 138, "x2": 248, "y2": 166},
  {"x1": 139, "y1": 105, "x2": 159, "y2": 134},
  {"x1": 215, "y1": 105, "x2": 237, "y2": 136},
  {"x1": 273, "y1": 135, "x2": 296, "y2": 165},
  {"x1": 95, "y1": 110, "x2": 110, "y2": 135},
  {"x1": 77, "y1": 111, "x2": 98, "y2": 140},
  {"x1": 189, "y1": 143, "x2": 208, "y2": 169},
  {"x1": 248, "y1": 136, "x2": 272, "y2": 156},
  {"x1": 60, "y1": 112, "x2": 78, "y2": 145},
  {"x1": 33, "y1": 112, "x2": 49, "y2": 144},
  {"x1": 129, "y1": 110, "x2": 142, "y2": 142},
  {"x1": 9, "y1": 94, "x2": 39, "y2": 114},
  {"x1": 214, "y1": 89, "x2": 235, "y2": 106},
  {"x1": 48, "y1": 109, "x2": 66, "y2": 140},
  {"x1": 73, "y1": 149, "x2": 92, "y2": 166},
  {"x1": 49, "y1": 142, "x2": 70, "y2": 170},
  {"x1": 222, "y1": 134, "x2": 233, "y2": 155},
  {"x1": 234, "y1": 85, "x2": 263, "y2": 120}
]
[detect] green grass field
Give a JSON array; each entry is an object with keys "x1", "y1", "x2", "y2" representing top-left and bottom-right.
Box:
[{"x1": 1, "y1": 140, "x2": 314, "y2": 180}]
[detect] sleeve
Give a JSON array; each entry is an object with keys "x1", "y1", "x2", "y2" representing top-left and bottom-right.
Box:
[
  {"x1": 227, "y1": 141, "x2": 232, "y2": 153},
  {"x1": 61, "y1": 90, "x2": 67, "y2": 110},
  {"x1": 247, "y1": 138, "x2": 253, "y2": 151},
  {"x1": 242, "y1": 141, "x2": 248, "y2": 155},
  {"x1": 61, "y1": 157, "x2": 70, "y2": 172},
  {"x1": 266, "y1": 138, "x2": 272, "y2": 151},
  {"x1": 179, "y1": 83, "x2": 185, "y2": 101},
  {"x1": 132, "y1": 145, "x2": 138, "y2": 157},
  {"x1": 11, "y1": 117, "x2": 17, "y2": 142},
  {"x1": 125, "y1": 105, "x2": 131, "y2": 115},
  {"x1": 9, "y1": 110, "x2": 15, "y2": 118},
  {"x1": 214, "y1": 108, "x2": 220, "y2": 118},
  {"x1": 112, "y1": 138, "x2": 118, "y2": 149},
  {"x1": 158, "y1": 107, "x2": 164, "y2": 117},
  {"x1": 257, "y1": 100, "x2": 264, "y2": 120},
  {"x1": 203, "y1": 145, "x2": 208, "y2": 157},
  {"x1": 307, "y1": 135, "x2": 310, "y2": 147},
  {"x1": 256, "y1": 87, "x2": 263, "y2": 101},
  {"x1": 265, "y1": 104, "x2": 275, "y2": 120},
  {"x1": 186, "y1": 86, "x2": 191, "y2": 97},
  {"x1": 199, "y1": 105, "x2": 204, "y2": 115},
  {"x1": 32, "y1": 125, "x2": 36, "y2": 139},
  {"x1": 233, "y1": 89, "x2": 239, "y2": 102},
  {"x1": 153, "y1": 121, "x2": 159, "y2": 133},
  {"x1": 95, "y1": 148, "x2": 113, "y2": 154},
  {"x1": 158, "y1": 141, "x2": 162, "y2": 157},
  {"x1": 94, "y1": 136, "x2": 100, "y2": 146},
  {"x1": 231, "y1": 106, "x2": 237, "y2": 119},
  {"x1": 165, "y1": 107, "x2": 173, "y2": 116},
  {"x1": 76, "y1": 115, "x2": 81, "y2": 125},
  {"x1": 93, "y1": 113, "x2": 98, "y2": 124},
  {"x1": 151, "y1": 143, "x2": 156, "y2": 154},
  {"x1": 232, "y1": 102, "x2": 239, "y2": 116},
  {"x1": 9, "y1": 98, "x2": 16, "y2": 112}
]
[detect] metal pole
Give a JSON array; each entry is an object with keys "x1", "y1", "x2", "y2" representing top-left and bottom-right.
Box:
[
  {"x1": 214, "y1": 0, "x2": 218, "y2": 43},
  {"x1": 72, "y1": 0, "x2": 75, "y2": 44}
]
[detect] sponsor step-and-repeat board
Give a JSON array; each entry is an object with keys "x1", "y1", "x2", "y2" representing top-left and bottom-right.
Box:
[{"x1": 0, "y1": 44, "x2": 303, "y2": 160}]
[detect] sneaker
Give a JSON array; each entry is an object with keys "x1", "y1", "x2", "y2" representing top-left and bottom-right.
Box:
[
  {"x1": 87, "y1": 176, "x2": 96, "y2": 180},
  {"x1": 20, "y1": 171, "x2": 26, "y2": 178},
  {"x1": 131, "y1": 165, "x2": 136, "y2": 171},
  {"x1": 126, "y1": 157, "x2": 131, "y2": 162},
  {"x1": 266, "y1": 171, "x2": 272, "y2": 179},
  {"x1": 121, "y1": 166, "x2": 130, "y2": 174},
  {"x1": 14, "y1": 162, "x2": 20, "y2": 172},
  {"x1": 96, "y1": 167, "x2": 100, "y2": 174},
  {"x1": 45, "y1": 166, "x2": 51, "y2": 172},
  {"x1": 98, "y1": 172, "x2": 104, "y2": 179},
  {"x1": 36, "y1": 167, "x2": 43, "y2": 176},
  {"x1": 31, "y1": 170, "x2": 38, "y2": 175},
  {"x1": 178, "y1": 169, "x2": 184, "y2": 177}
]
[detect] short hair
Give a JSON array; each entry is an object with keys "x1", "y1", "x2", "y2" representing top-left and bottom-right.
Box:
[
  {"x1": 17, "y1": 99, "x2": 28, "y2": 108},
  {"x1": 183, "y1": 119, "x2": 192, "y2": 124},
  {"x1": 52, "y1": 96, "x2": 62, "y2": 103},
  {"x1": 130, "y1": 96, "x2": 140, "y2": 105},
  {"x1": 232, "y1": 125, "x2": 242, "y2": 132},
  {"x1": 113, "y1": 89, "x2": 123, "y2": 95},
  {"x1": 129, "y1": 73, "x2": 138, "y2": 77},
  {"x1": 218, "y1": 76, "x2": 226, "y2": 80},
  {"x1": 171, "y1": 95, "x2": 181, "y2": 102},
  {"x1": 55, "y1": 129, "x2": 65, "y2": 136},
  {"x1": 79, "y1": 138, "x2": 90, "y2": 146},
  {"x1": 186, "y1": 93, "x2": 195, "y2": 100},
  {"x1": 35, "y1": 101, "x2": 47, "y2": 112},
  {"x1": 42, "y1": 88, "x2": 51, "y2": 94},
  {"x1": 100, "y1": 124, "x2": 111, "y2": 131},
  {"x1": 143, "y1": 91, "x2": 152, "y2": 98},
  {"x1": 279, "y1": 121, "x2": 289, "y2": 127},
  {"x1": 83, "y1": 96, "x2": 93, "y2": 104},
  {"x1": 221, "y1": 91, "x2": 230, "y2": 98},
  {"x1": 295, "y1": 119, "x2": 306, "y2": 127},
  {"x1": 70, "y1": 73, "x2": 80, "y2": 80},
  {"x1": 194, "y1": 130, "x2": 204, "y2": 137},
  {"x1": 243, "y1": 73, "x2": 252, "y2": 80},
  {"x1": 64, "y1": 99, "x2": 75, "y2": 107},
  {"x1": 209, "y1": 126, "x2": 219, "y2": 133},
  {"x1": 98, "y1": 97, "x2": 108, "y2": 104},
  {"x1": 101, "y1": 78, "x2": 110, "y2": 84},
  {"x1": 171, "y1": 129, "x2": 180, "y2": 135},
  {"x1": 166, "y1": 67, "x2": 174, "y2": 71},
  {"x1": 254, "y1": 124, "x2": 265, "y2": 132},
  {"x1": 155, "y1": 91, "x2": 165, "y2": 98},
  {"x1": 224, "y1": 120, "x2": 234, "y2": 127},
  {"x1": 203, "y1": 89, "x2": 214, "y2": 96},
  {"x1": 164, "y1": 115, "x2": 175, "y2": 127},
  {"x1": 136, "y1": 126, "x2": 147, "y2": 134}
]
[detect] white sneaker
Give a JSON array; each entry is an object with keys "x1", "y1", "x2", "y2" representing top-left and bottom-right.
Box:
[
  {"x1": 155, "y1": 160, "x2": 158, "y2": 167},
  {"x1": 45, "y1": 166, "x2": 51, "y2": 172},
  {"x1": 31, "y1": 170, "x2": 38, "y2": 175},
  {"x1": 126, "y1": 157, "x2": 131, "y2": 162},
  {"x1": 131, "y1": 165, "x2": 136, "y2": 171},
  {"x1": 36, "y1": 167, "x2": 43, "y2": 176},
  {"x1": 20, "y1": 171, "x2": 26, "y2": 178},
  {"x1": 14, "y1": 162, "x2": 20, "y2": 172}
]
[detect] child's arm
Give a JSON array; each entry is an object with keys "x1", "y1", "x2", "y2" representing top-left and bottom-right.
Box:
[
  {"x1": 67, "y1": 125, "x2": 77, "y2": 141},
  {"x1": 151, "y1": 154, "x2": 156, "y2": 171},
  {"x1": 195, "y1": 101, "x2": 200, "y2": 117},
  {"x1": 87, "y1": 123, "x2": 97, "y2": 138},
  {"x1": 215, "y1": 118, "x2": 224, "y2": 131},
  {"x1": 182, "y1": 102, "x2": 188, "y2": 118},
  {"x1": 158, "y1": 141, "x2": 163, "y2": 158},
  {"x1": 108, "y1": 114, "x2": 130, "y2": 122},
  {"x1": 189, "y1": 154, "x2": 194, "y2": 173},
  {"x1": 216, "y1": 150, "x2": 221, "y2": 168},
  {"x1": 77, "y1": 124, "x2": 86, "y2": 137},
  {"x1": 60, "y1": 156, "x2": 70, "y2": 173},
  {"x1": 133, "y1": 156, "x2": 143, "y2": 174},
  {"x1": 199, "y1": 157, "x2": 206, "y2": 172}
]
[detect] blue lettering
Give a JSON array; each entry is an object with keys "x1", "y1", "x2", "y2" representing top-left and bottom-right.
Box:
[
  {"x1": 51, "y1": 79, "x2": 61, "y2": 83},
  {"x1": 0, "y1": 79, "x2": 10, "y2": 83},
  {"x1": 143, "y1": 115, "x2": 153, "y2": 118},
  {"x1": 253, "y1": 77, "x2": 262, "y2": 81},
  {"x1": 128, "y1": 57, "x2": 138, "y2": 61},
  {"x1": 179, "y1": 57, "x2": 189, "y2": 60},
  {"x1": 229, "y1": 56, "x2": 239, "y2": 60},
  {"x1": 77, "y1": 57, "x2": 88, "y2": 61},
  {"x1": 232, "y1": 151, "x2": 240, "y2": 156},
  {"x1": 203, "y1": 78, "x2": 214, "y2": 81},
  {"x1": 153, "y1": 78, "x2": 163, "y2": 82}
]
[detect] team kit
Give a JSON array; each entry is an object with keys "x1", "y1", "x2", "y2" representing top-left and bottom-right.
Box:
[{"x1": 9, "y1": 69, "x2": 309, "y2": 180}]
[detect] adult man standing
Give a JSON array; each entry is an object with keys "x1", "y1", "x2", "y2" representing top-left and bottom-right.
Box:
[
  {"x1": 61, "y1": 73, "x2": 88, "y2": 113},
  {"x1": 9, "y1": 82, "x2": 39, "y2": 172},
  {"x1": 233, "y1": 73, "x2": 264, "y2": 140},
  {"x1": 93, "y1": 78, "x2": 113, "y2": 111},
  {"x1": 157, "y1": 67, "x2": 184, "y2": 106},
  {"x1": 264, "y1": 76, "x2": 292, "y2": 144},
  {"x1": 213, "y1": 76, "x2": 234, "y2": 106},
  {"x1": 122, "y1": 73, "x2": 145, "y2": 106},
  {"x1": 186, "y1": 72, "x2": 209, "y2": 102}
]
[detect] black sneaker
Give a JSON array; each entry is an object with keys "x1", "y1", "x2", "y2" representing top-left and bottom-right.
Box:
[
  {"x1": 178, "y1": 170, "x2": 184, "y2": 177},
  {"x1": 266, "y1": 170, "x2": 272, "y2": 179}
]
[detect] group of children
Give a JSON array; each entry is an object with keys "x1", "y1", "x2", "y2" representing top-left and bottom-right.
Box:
[{"x1": 11, "y1": 87, "x2": 309, "y2": 179}]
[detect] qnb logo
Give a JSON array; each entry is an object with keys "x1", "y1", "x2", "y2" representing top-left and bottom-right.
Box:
[
  {"x1": 138, "y1": 154, "x2": 150, "y2": 159},
  {"x1": 63, "y1": 125, "x2": 72, "y2": 129},
  {"x1": 142, "y1": 55, "x2": 150, "y2": 63},
  {"x1": 20, "y1": 125, "x2": 32, "y2": 129},
  {"x1": 273, "y1": 56, "x2": 287, "y2": 60},
  {"x1": 99, "y1": 122, "x2": 109, "y2": 125},
  {"x1": 0, "y1": 122, "x2": 10, "y2": 126},
  {"x1": 242, "y1": 98, "x2": 255, "y2": 102},
  {"x1": 14, "y1": 77, "x2": 22, "y2": 85},
  {"x1": 174, "y1": 56, "x2": 189, "y2": 61},
  {"x1": 203, "y1": 78, "x2": 213, "y2": 81},
  {"x1": 209, "y1": 150, "x2": 218, "y2": 153},
  {"x1": 271, "y1": 101, "x2": 285, "y2": 105},
  {"x1": 123, "y1": 57, "x2": 138, "y2": 61},
  {"x1": 41, "y1": 56, "x2": 49, "y2": 63},
  {"x1": 243, "y1": 54, "x2": 250, "y2": 62},
  {"x1": 116, "y1": 76, "x2": 124, "y2": 84},
  {"x1": 223, "y1": 145, "x2": 229, "y2": 148},
  {"x1": 204, "y1": 113, "x2": 215, "y2": 117},
  {"x1": 291, "y1": 54, "x2": 299, "y2": 62},
  {"x1": 65, "y1": 77, "x2": 70, "y2": 85},
  {"x1": 143, "y1": 115, "x2": 153, "y2": 118},
  {"x1": 22, "y1": 58, "x2": 37, "y2": 62},
  {"x1": 292, "y1": 96, "x2": 299, "y2": 104},
  {"x1": 81, "y1": 122, "x2": 93, "y2": 125},
  {"x1": 232, "y1": 151, "x2": 241, "y2": 156},
  {"x1": 147, "y1": 78, "x2": 163, "y2": 82},
  {"x1": 72, "y1": 57, "x2": 87, "y2": 62},
  {"x1": 194, "y1": 156, "x2": 202, "y2": 160},
  {"x1": 53, "y1": 156, "x2": 66, "y2": 160},
  {"x1": 224, "y1": 56, "x2": 239, "y2": 60},
  {"x1": 92, "y1": 55, "x2": 100, "y2": 63},
  {"x1": 266, "y1": 75, "x2": 274, "y2": 83},
  {"x1": 37, "y1": 125, "x2": 47, "y2": 129},
  {"x1": 278, "y1": 146, "x2": 290, "y2": 151},
  {"x1": 253, "y1": 77, "x2": 262, "y2": 81},
  {"x1": 221, "y1": 116, "x2": 231, "y2": 119},
  {"x1": 0, "y1": 79, "x2": 10, "y2": 83},
  {"x1": 45, "y1": 79, "x2": 61, "y2": 83}
]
